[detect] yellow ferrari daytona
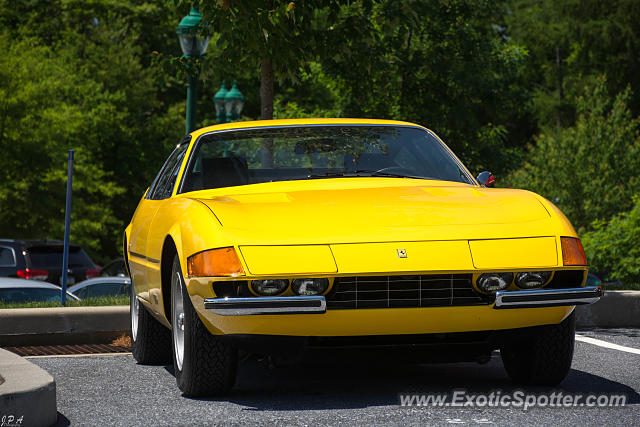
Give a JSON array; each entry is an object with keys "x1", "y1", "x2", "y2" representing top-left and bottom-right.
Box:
[{"x1": 125, "y1": 118, "x2": 601, "y2": 396}]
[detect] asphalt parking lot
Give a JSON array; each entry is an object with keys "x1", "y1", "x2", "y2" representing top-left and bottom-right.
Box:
[{"x1": 33, "y1": 328, "x2": 639, "y2": 426}]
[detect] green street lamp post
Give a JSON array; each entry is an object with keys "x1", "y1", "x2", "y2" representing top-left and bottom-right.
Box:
[
  {"x1": 213, "y1": 80, "x2": 244, "y2": 124},
  {"x1": 176, "y1": 7, "x2": 210, "y2": 134}
]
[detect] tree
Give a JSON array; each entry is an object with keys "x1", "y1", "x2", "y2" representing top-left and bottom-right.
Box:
[
  {"x1": 505, "y1": 0, "x2": 640, "y2": 130},
  {"x1": 507, "y1": 77, "x2": 640, "y2": 232},
  {"x1": 0, "y1": 1, "x2": 186, "y2": 262},
  {"x1": 320, "y1": 0, "x2": 528, "y2": 172},
  {"x1": 191, "y1": 0, "x2": 345, "y2": 120},
  {"x1": 0, "y1": 34, "x2": 125, "y2": 259}
]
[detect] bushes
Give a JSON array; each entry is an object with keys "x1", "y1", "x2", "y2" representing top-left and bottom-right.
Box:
[
  {"x1": 582, "y1": 196, "x2": 640, "y2": 284},
  {"x1": 507, "y1": 78, "x2": 640, "y2": 232}
]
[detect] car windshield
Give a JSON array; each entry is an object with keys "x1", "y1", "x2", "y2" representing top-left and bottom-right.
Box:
[
  {"x1": 0, "y1": 288, "x2": 73, "y2": 303},
  {"x1": 180, "y1": 125, "x2": 471, "y2": 192}
]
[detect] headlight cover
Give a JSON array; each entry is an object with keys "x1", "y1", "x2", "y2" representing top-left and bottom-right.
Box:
[
  {"x1": 476, "y1": 272, "x2": 514, "y2": 293},
  {"x1": 251, "y1": 279, "x2": 289, "y2": 296},
  {"x1": 515, "y1": 271, "x2": 552, "y2": 289},
  {"x1": 292, "y1": 278, "x2": 329, "y2": 296}
]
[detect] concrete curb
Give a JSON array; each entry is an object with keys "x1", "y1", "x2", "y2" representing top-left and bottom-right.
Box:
[
  {"x1": 0, "y1": 306, "x2": 130, "y2": 346},
  {"x1": 576, "y1": 290, "x2": 640, "y2": 328},
  {"x1": 0, "y1": 348, "x2": 56, "y2": 427}
]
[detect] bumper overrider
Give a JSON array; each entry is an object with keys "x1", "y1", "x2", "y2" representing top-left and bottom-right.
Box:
[{"x1": 204, "y1": 286, "x2": 603, "y2": 316}]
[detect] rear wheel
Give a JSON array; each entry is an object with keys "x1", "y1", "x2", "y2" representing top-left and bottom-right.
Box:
[
  {"x1": 130, "y1": 280, "x2": 172, "y2": 364},
  {"x1": 501, "y1": 312, "x2": 575, "y2": 386},
  {"x1": 171, "y1": 255, "x2": 238, "y2": 396}
]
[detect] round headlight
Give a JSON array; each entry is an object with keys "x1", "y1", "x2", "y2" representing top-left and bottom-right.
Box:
[
  {"x1": 292, "y1": 278, "x2": 329, "y2": 296},
  {"x1": 515, "y1": 271, "x2": 552, "y2": 289},
  {"x1": 476, "y1": 273, "x2": 514, "y2": 293},
  {"x1": 250, "y1": 279, "x2": 288, "y2": 296}
]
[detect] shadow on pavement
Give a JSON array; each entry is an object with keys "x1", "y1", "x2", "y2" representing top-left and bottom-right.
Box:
[
  {"x1": 52, "y1": 412, "x2": 70, "y2": 427},
  {"x1": 171, "y1": 351, "x2": 639, "y2": 409},
  {"x1": 563, "y1": 369, "x2": 640, "y2": 404}
]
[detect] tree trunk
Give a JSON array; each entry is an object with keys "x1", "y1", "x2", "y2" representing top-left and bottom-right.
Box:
[
  {"x1": 259, "y1": 57, "x2": 274, "y2": 167},
  {"x1": 555, "y1": 45, "x2": 563, "y2": 128},
  {"x1": 260, "y1": 58, "x2": 274, "y2": 120}
]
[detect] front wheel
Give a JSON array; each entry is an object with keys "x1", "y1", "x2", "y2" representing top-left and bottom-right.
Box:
[
  {"x1": 130, "y1": 279, "x2": 172, "y2": 365},
  {"x1": 500, "y1": 312, "x2": 575, "y2": 386},
  {"x1": 171, "y1": 255, "x2": 238, "y2": 397}
]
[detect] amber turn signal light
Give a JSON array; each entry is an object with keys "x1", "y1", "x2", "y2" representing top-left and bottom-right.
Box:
[
  {"x1": 187, "y1": 247, "x2": 245, "y2": 277},
  {"x1": 561, "y1": 237, "x2": 587, "y2": 266}
]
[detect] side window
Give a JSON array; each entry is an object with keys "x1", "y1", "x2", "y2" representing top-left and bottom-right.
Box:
[
  {"x1": 147, "y1": 143, "x2": 190, "y2": 200},
  {"x1": 0, "y1": 246, "x2": 16, "y2": 266},
  {"x1": 87, "y1": 283, "x2": 120, "y2": 298},
  {"x1": 74, "y1": 287, "x2": 88, "y2": 299}
]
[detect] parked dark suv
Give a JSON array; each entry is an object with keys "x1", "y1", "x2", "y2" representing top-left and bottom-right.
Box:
[{"x1": 0, "y1": 239, "x2": 98, "y2": 286}]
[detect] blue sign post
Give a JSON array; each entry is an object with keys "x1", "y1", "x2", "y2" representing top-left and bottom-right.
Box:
[{"x1": 61, "y1": 150, "x2": 74, "y2": 306}]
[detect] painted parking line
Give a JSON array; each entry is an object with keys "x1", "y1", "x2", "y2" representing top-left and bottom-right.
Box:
[{"x1": 575, "y1": 334, "x2": 640, "y2": 355}]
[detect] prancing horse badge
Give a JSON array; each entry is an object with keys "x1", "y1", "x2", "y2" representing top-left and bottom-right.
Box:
[{"x1": 397, "y1": 249, "x2": 407, "y2": 258}]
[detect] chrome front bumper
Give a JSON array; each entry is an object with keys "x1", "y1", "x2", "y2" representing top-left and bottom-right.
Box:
[
  {"x1": 203, "y1": 286, "x2": 602, "y2": 315},
  {"x1": 494, "y1": 286, "x2": 603, "y2": 309},
  {"x1": 204, "y1": 296, "x2": 327, "y2": 315}
]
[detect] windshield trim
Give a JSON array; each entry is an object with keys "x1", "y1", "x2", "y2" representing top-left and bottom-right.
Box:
[{"x1": 176, "y1": 124, "x2": 475, "y2": 194}]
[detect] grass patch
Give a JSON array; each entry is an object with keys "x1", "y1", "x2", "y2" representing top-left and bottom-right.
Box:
[{"x1": 0, "y1": 295, "x2": 129, "y2": 309}]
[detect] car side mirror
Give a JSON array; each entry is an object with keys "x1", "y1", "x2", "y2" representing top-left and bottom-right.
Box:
[{"x1": 476, "y1": 171, "x2": 495, "y2": 188}]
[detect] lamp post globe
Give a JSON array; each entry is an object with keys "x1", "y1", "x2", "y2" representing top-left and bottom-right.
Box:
[
  {"x1": 176, "y1": 7, "x2": 210, "y2": 57},
  {"x1": 214, "y1": 81, "x2": 228, "y2": 124},
  {"x1": 224, "y1": 80, "x2": 244, "y2": 122},
  {"x1": 176, "y1": 6, "x2": 209, "y2": 134}
]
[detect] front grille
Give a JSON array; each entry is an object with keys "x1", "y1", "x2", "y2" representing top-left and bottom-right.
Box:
[{"x1": 327, "y1": 274, "x2": 489, "y2": 309}]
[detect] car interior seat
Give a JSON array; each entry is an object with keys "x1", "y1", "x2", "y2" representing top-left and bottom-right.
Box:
[{"x1": 201, "y1": 157, "x2": 249, "y2": 189}]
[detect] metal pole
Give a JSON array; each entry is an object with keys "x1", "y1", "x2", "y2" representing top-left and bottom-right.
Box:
[
  {"x1": 185, "y1": 72, "x2": 198, "y2": 134},
  {"x1": 61, "y1": 150, "x2": 74, "y2": 306}
]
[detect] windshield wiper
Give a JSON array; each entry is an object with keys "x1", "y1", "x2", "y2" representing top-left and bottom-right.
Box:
[
  {"x1": 307, "y1": 170, "x2": 432, "y2": 180},
  {"x1": 307, "y1": 171, "x2": 350, "y2": 178},
  {"x1": 355, "y1": 170, "x2": 434, "y2": 180}
]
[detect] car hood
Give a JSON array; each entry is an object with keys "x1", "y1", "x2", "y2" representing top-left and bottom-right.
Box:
[{"x1": 192, "y1": 179, "x2": 555, "y2": 244}]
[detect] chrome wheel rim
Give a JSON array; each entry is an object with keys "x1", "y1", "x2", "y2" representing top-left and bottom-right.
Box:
[
  {"x1": 130, "y1": 288, "x2": 139, "y2": 342},
  {"x1": 172, "y1": 270, "x2": 185, "y2": 371}
]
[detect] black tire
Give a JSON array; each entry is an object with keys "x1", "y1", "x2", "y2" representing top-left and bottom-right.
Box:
[
  {"x1": 171, "y1": 255, "x2": 238, "y2": 397},
  {"x1": 130, "y1": 281, "x2": 172, "y2": 365},
  {"x1": 500, "y1": 312, "x2": 575, "y2": 386}
]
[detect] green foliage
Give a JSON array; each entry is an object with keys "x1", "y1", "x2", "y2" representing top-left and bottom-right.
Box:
[
  {"x1": 191, "y1": 0, "x2": 343, "y2": 83},
  {"x1": 507, "y1": 78, "x2": 640, "y2": 231},
  {"x1": 0, "y1": 2, "x2": 184, "y2": 263},
  {"x1": 582, "y1": 196, "x2": 640, "y2": 284},
  {"x1": 506, "y1": 0, "x2": 640, "y2": 129},
  {"x1": 319, "y1": 0, "x2": 529, "y2": 172}
]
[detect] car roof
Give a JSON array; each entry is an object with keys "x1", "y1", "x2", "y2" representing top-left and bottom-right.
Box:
[
  {"x1": 0, "y1": 238, "x2": 82, "y2": 249},
  {"x1": 0, "y1": 278, "x2": 63, "y2": 289},
  {"x1": 67, "y1": 277, "x2": 131, "y2": 291},
  {"x1": 191, "y1": 118, "x2": 428, "y2": 139}
]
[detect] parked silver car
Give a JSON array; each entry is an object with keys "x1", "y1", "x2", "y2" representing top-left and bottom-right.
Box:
[
  {"x1": 68, "y1": 277, "x2": 131, "y2": 300},
  {"x1": 0, "y1": 278, "x2": 79, "y2": 303}
]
